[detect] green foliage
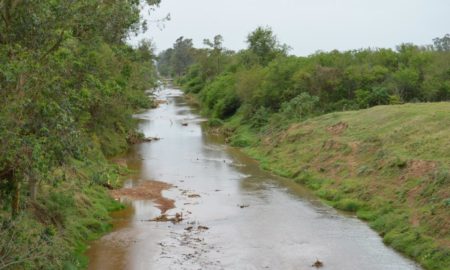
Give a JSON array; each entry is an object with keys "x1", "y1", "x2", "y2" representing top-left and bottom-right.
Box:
[
  {"x1": 335, "y1": 198, "x2": 363, "y2": 212},
  {"x1": 169, "y1": 29, "x2": 450, "y2": 270},
  {"x1": 433, "y1": 34, "x2": 450, "y2": 52},
  {"x1": 280, "y1": 92, "x2": 320, "y2": 120},
  {"x1": 199, "y1": 73, "x2": 240, "y2": 119},
  {"x1": 183, "y1": 64, "x2": 206, "y2": 93},
  {"x1": 158, "y1": 37, "x2": 194, "y2": 77},
  {"x1": 315, "y1": 188, "x2": 341, "y2": 201},
  {"x1": 0, "y1": 175, "x2": 123, "y2": 269},
  {"x1": 355, "y1": 87, "x2": 390, "y2": 108},
  {"x1": 173, "y1": 31, "x2": 450, "y2": 133},
  {"x1": 236, "y1": 102, "x2": 450, "y2": 270},
  {"x1": 229, "y1": 129, "x2": 257, "y2": 148},
  {"x1": 246, "y1": 26, "x2": 288, "y2": 66},
  {"x1": 248, "y1": 107, "x2": 271, "y2": 128},
  {"x1": 0, "y1": 0, "x2": 158, "y2": 268},
  {"x1": 207, "y1": 118, "x2": 224, "y2": 127}
]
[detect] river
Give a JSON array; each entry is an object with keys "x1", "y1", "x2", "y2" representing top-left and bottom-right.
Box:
[{"x1": 86, "y1": 87, "x2": 422, "y2": 270}]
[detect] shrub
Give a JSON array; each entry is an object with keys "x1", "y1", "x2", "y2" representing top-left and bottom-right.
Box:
[
  {"x1": 249, "y1": 107, "x2": 271, "y2": 128},
  {"x1": 335, "y1": 198, "x2": 362, "y2": 212},
  {"x1": 199, "y1": 73, "x2": 241, "y2": 119},
  {"x1": 356, "y1": 86, "x2": 390, "y2": 108},
  {"x1": 280, "y1": 92, "x2": 320, "y2": 120},
  {"x1": 207, "y1": 118, "x2": 224, "y2": 127}
]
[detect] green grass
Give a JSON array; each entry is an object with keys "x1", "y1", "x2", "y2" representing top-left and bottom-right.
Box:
[
  {"x1": 0, "y1": 155, "x2": 125, "y2": 270},
  {"x1": 222, "y1": 102, "x2": 450, "y2": 270}
]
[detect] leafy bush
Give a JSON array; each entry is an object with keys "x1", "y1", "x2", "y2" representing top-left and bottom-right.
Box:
[
  {"x1": 207, "y1": 118, "x2": 224, "y2": 127},
  {"x1": 249, "y1": 107, "x2": 271, "y2": 128},
  {"x1": 335, "y1": 198, "x2": 363, "y2": 212},
  {"x1": 199, "y1": 73, "x2": 241, "y2": 119},
  {"x1": 355, "y1": 87, "x2": 390, "y2": 108},
  {"x1": 280, "y1": 92, "x2": 320, "y2": 120}
]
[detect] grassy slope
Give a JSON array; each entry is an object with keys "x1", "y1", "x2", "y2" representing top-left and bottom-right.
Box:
[
  {"x1": 226, "y1": 102, "x2": 450, "y2": 270},
  {"x1": 0, "y1": 150, "x2": 125, "y2": 269}
]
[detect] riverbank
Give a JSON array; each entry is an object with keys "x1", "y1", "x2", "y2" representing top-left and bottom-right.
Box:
[
  {"x1": 0, "y1": 157, "x2": 125, "y2": 269},
  {"x1": 214, "y1": 102, "x2": 449, "y2": 270},
  {"x1": 0, "y1": 112, "x2": 157, "y2": 269},
  {"x1": 87, "y1": 87, "x2": 422, "y2": 269}
]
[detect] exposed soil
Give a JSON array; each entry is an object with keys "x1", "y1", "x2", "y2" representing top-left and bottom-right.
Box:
[
  {"x1": 312, "y1": 259, "x2": 324, "y2": 268},
  {"x1": 155, "y1": 99, "x2": 168, "y2": 106},
  {"x1": 110, "y1": 180, "x2": 175, "y2": 213},
  {"x1": 111, "y1": 158, "x2": 128, "y2": 168},
  {"x1": 327, "y1": 121, "x2": 348, "y2": 135},
  {"x1": 150, "y1": 212, "x2": 184, "y2": 223},
  {"x1": 127, "y1": 133, "x2": 161, "y2": 144},
  {"x1": 143, "y1": 136, "x2": 161, "y2": 142},
  {"x1": 404, "y1": 160, "x2": 437, "y2": 179}
]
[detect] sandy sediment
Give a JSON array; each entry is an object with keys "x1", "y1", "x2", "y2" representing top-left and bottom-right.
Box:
[{"x1": 110, "y1": 180, "x2": 175, "y2": 213}]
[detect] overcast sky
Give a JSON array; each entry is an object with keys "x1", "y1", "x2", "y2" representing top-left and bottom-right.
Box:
[{"x1": 134, "y1": 0, "x2": 450, "y2": 56}]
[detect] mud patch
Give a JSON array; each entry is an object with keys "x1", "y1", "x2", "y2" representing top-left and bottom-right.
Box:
[
  {"x1": 110, "y1": 158, "x2": 128, "y2": 168},
  {"x1": 181, "y1": 190, "x2": 201, "y2": 198},
  {"x1": 327, "y1": 121, "x2": 348, "y2": 135},
  {"x1": 127, "y1": 134, "x2": 161, "y2": 144},
  {"x1": 404, "y1": 160, "x2": 437, "y2": 179},
  {"x1": 110, "y1": 180, "x2": 175, "y2": 213},
  {"x1": 312, "y1": 259, "x2": 324, "y2": 268},
  {"x1": 150, "y1": 213, "x2": 184, "y2": 224},
  {"x1": 153, "y1": 99, "x2": 168, "y2": 108},
  {"x1": 321, "y1": 139, "x2": 344, "y2": 151}
]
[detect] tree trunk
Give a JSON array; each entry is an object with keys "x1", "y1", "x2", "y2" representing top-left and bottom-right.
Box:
[
  {"x1": 11, "y1": 179, "x2": 20, "y2": 218},
  {"x1": 29, "y1": 175, "x2": 37, "y2": 201},
  {"x1": 217, "y1": 57, "x2": 220, "y2": 75}
]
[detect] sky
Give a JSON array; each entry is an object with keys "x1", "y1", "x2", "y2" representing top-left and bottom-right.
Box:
[{"x1": 132, "y1": 0, "x2": 450, "y2": 56}]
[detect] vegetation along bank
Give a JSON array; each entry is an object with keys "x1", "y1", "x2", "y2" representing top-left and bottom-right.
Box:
[
  {"x1": 158, "y1": 28, "x2": 450, "y2": 270},
  {"x1": 0, "y1": 1, "x2": 160, "y2": 268}
]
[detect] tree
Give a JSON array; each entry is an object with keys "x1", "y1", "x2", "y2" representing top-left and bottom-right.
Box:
[
  {"x1": 246, "y1": 26, "x2": 288, "y2": 65},
  {"x1": 0, "y1": 0, "x2": 159, "y2": 218},
  {"x1": 355, "y1": 87, "x2": 390, "y2": 108},
  {"x1": 157, "y1": 48, "x2": 174, "y2": 77},
  {"x1": 171, "y1": 36, "x2": 194, "y2": 76},
  {"x1": 433, "y1": 34, "x2": 450, "y2": 52},
  {"x1": 204, "y1": 34, "x2": 224, "y2": 75}
]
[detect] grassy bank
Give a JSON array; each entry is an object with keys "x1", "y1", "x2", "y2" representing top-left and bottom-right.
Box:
[
  {"x1": 0, "y1": 154, "x2": 126, "y2": 269},
  {"x1": 218, "y1": 102, "x2": 450, "y2": 270},
  {"x1": 161, "y1": 27, "x2": 450, "y2": 269}
]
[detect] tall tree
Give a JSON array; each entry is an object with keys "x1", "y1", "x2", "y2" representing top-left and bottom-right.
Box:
[
  {"x1": 246, "y1": 26, "x2": 288, "y2": 65},
  {"x1": 0, "y1": 0, "x2": 159, "y2": 217},
  {"x1": 204, "y1": 34, "x2": 224, "y2": 75},
  {"x1": 433, "y1": 33, "x2": 450, "y2": 52},
  {"x1": 171, "y1": 36, "x2": 194, "y2": 76}
]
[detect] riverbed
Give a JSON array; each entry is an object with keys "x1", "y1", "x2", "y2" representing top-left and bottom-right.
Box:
[{"x1": 86, "y1": 87, "x2": 422, "y2": 270}]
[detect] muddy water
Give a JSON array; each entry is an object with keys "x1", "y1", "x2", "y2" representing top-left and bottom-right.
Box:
[{"x1": 87, "y1": 88, "x2": 422, "y2": 270}]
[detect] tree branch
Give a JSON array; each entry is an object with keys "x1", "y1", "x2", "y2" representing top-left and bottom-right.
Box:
[{"x1": 39, "y1": 30, "x2": 65, "y2": 61}]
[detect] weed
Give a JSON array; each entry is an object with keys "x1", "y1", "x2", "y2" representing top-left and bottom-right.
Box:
[{"x1": 335, "y1": 198, "x2": 363, "y2": 212}]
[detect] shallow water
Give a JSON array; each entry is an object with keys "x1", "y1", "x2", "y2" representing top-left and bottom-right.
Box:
[{"x1": 86, "y1": 88, "x2": 422, "y2": 270}]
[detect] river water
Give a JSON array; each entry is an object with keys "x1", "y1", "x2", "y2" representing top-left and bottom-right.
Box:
[{"x1": 86, "y1": 88, "x2": 422, "y2": 270}]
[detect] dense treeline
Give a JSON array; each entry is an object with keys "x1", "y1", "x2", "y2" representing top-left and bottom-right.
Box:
[
  {"x1": 159, "y1": 28, "x2": 450, "y2": 127},
  {"x1": 0, "y1": 1, "x2": 159, "y2": 268}
]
